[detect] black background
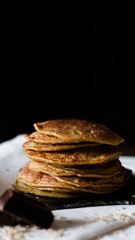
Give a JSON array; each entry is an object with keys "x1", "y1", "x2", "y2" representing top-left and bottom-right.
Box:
[{"x1": 0, "y1": 4, "x2": 134, "y2": 154}]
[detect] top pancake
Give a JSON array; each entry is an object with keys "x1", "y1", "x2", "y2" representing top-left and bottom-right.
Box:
[{"x1": 34, "y1": 118, "x2": 124, "y2": 145}]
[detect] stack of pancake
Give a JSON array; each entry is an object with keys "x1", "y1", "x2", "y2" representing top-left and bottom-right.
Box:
[{"x1": 15, "y1": 119, "x2": 131, "y2": 198}]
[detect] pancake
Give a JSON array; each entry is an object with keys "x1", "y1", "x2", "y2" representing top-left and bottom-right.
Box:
[
  {"x1": 17, "y1": 165, "x2": 81, "y2": 190},
  {"x1": 34, "y1": 118, "x2": 124, "y2": 145},
  {"x1": 17, "y1": 165, "x2": 131, "y2": 189},
  {"x1": 28, "y1": 159, "x2": 122, "y2": 178},
  {"x1": 53, "y1": 167, "x2": 131, "y2": 188},
  {"x1": 15, "y1": 180, "x2": 81, "y2": 198},
  {"x1": 15, "y1": 180, "x2": 123, "y2": 197},
  {"x1": 22, "y1": 140, "x2": 100, "y2": 151},
  {"x1": 25, "y1": 131, "x2": 65, "y2": 144},
  {"x1": 33, "y1": 185, "x2": 124, "y2": 194},
  {"x1": 25, "y1": 145, "x2": 120, "y2": 166},
  {"x1": 25, "y1": 131, "x2": 77, "y2": 144},
  {"x1": 15, "y1": 180, "x2": 79, "y2": 193}
]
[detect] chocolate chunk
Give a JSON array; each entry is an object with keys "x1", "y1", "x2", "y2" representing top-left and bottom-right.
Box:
[
  {"x1": 0, "y1": 189, "x2": 54, "y2": 228},
  {"x1": 0, "y1": 210, "x2": 32, "y2": 226}
]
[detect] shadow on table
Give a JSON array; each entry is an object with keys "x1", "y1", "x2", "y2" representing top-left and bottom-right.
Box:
[{"x1": 52, "y1": 218, "x2": 88, "y2": 230}]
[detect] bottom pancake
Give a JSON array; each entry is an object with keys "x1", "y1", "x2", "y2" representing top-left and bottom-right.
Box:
[
  {"x1": 15, "y1": 178, "x2": 126, "y2": 198},
  {"x1": 15, "y1": 180, "x2": 82, "y2": 198}
]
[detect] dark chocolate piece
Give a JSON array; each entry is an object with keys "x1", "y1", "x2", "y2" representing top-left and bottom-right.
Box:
[
  {"x1": 0, "y1": 189, "x2": 53, "y2": 228},
  {"x1": 0, "y1": 210, "x2": 32, "y2": 226}
]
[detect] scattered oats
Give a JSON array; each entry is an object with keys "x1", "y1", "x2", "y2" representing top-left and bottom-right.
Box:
[
  {"x1": 100, "y1": 215, "x2": 115, "y2": 223},
  {"x1": 57, "y1": 216, "x2": 67, "y2": 220},
  {"x1": 46, "y1": 228, "x2": 66, "y2": 237},
  {"x1": 87, "y1": 215, "x2": 116, "y2": 224},
  {"x1": 88, "y1": 218, "x2": 100, "y2": 223},
  {"x1": 115, "y1": 207, "x2": 126, "y2": 210},
  {"x1": 0, "y1": 225, "x2": 31, "y2": 240},
  {"x1": 115, "y1": 214, "x2": 132, "y2": 222}
]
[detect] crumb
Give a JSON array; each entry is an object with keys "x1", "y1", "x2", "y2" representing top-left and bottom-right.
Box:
[
  {"x1": 131, "y1": 213, "x2": 135, "y2": 216},
  {"x1": 88, "y1": 218, "x2": 100, "y2": 223},
  {"x1": 0, "y1": 225, "x2": 31, "y2": 240},
  {"x1": 100, "y1": 215, "x2": 115, "y2": 223},
  {"x1": 115, "y1": 214, "x2": 132, "y2": 222},
  {"x1": 115, "y1": 207, "x2": 126, "y2": 210},
  {"x1": 46, "y1": 228, "x2": 67, "y2": 237},
  {"x1": 57, "y1": 216, "x2": 67, "y2": 220}
]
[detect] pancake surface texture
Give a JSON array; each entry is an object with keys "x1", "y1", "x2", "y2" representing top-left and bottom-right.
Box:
[
  {"x1": 22, "y1": 140, "x2": 99, "y2": 151},
  {"x1": 28, "y1": 159, "x2": 122, "y2": 178},
  {"x1": 34, "y1": 118, "x2": 124, "y2": 145},
  {"x1": 25, "y1": 145, "x2": 120, "y2": 165}
]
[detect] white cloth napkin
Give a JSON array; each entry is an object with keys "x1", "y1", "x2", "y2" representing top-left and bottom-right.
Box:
[{"x1": 0, "y1": 135, "x2": 135, "y2": 240}]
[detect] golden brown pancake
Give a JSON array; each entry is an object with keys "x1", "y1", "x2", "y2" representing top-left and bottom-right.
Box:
[
  {"x1": 17, "y1": 165, "x2": 131, "y2": 189},
  {"x1": 34, "y1": 118, "x2": 124, "y2": 145},
  {"x1": 53, "y1": 167, "x2": 131, "y2": 188},
  {"x1": 17, "y1": 165, "x2": 80, "y2": 190},
  {"x1": 15, "y1": 180, "x2": 79, "y2": 193},
  {"x1": 25, "y1": 131, "x2": 77, "y2": 144},
  {"x1": 28, "y1": 159, "x2": 122, "y2": 178},
  {"x1": 25, "y1": 145, "x2": 120, "y2": 166},
  {"x1": 15, "y1": 180, "x2": 82, "y2": 198},
  {"x1": 22, "y1": 140, "x2": 100, "y2": 151},
  {"x1": 15, "y1": 180, "x2": 124, "y2": 197}
]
